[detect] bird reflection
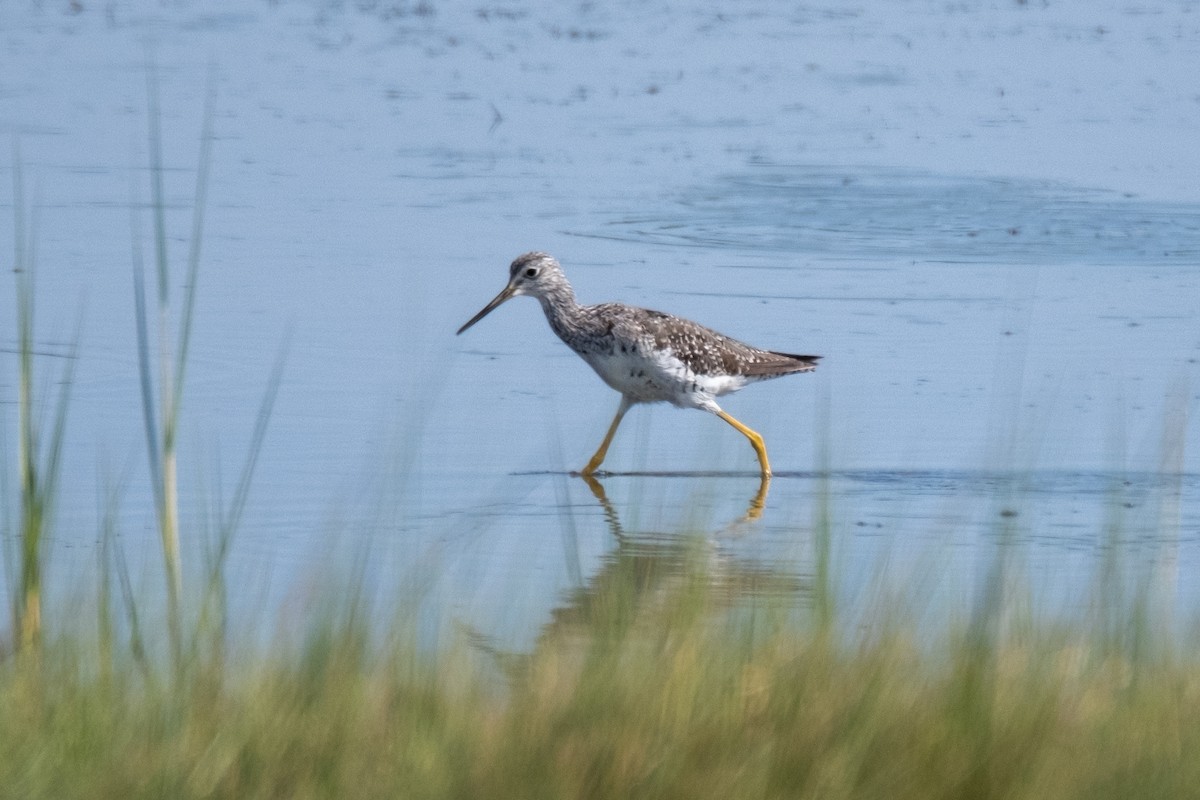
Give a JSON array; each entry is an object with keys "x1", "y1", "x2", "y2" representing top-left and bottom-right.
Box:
[
  {"x1": 526, "y1": 474, "x2": 808, "y2": 646},
  {"x1": 462, "y1": 473, "x2": 808, "y2": 675},
  {"x1": 580, "y1": 471, "x2": 770, "y2": 523}
]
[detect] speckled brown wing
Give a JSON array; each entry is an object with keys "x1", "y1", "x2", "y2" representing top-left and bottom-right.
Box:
[{"x1": 619, "y1": 307, "x2": 820, "y2": 379}]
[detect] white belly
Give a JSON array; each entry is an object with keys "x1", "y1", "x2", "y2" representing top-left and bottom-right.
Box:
[{"x1": 582, "y1": 348, "x2": 749, "y2": 411}]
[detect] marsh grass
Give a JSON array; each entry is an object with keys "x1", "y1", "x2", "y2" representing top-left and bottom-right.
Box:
[
  {"x1": 1, "y1": 547, "x2": 1200, "y2": 800},
  {"x1": 6, "y1": 154, "x2": 78, "y2": 653},
  {"x1": 130, "y1": 63, "x2": 216, "y2": 668}
]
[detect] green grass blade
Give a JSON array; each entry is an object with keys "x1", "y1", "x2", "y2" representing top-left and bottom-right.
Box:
[
  {"x1": 130, "y1": 195, "x2": 164, "y2": 520},
  {"x1": 9, "y1": 153, "x2": 78, "y2": 651},
  {"x1": 37, "y1": 319, "x2": 81, "y2": 522},
  {"x1": 138, "y1": 57, "x2": 183, "y2": 665},
  {"x1": 12, "y1": 151, "x2": 36, "y2": 648},
  {"x1": 172, "y1": 62, "x2": 216, "y2": 408},
  {"x1": 194, "y1": 339, "x2": 287, "y2": 665},
  {"x1": 222, "y1": 339, "x2": 286, "y2": 541},
  {"x1": 144, "y1": 56, "x2": 169, "y2": 302}
]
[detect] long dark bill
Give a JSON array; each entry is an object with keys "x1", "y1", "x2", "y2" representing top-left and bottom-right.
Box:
[{"x1": 456, "y1": 284, "x2": 517, "y2": 335}]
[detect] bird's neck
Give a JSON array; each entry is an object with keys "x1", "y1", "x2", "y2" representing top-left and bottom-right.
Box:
[{"x1": 536, "y1": 284, "x2": 591, "y2": 342}]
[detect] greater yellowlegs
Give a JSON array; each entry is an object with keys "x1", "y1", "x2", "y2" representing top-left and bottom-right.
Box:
[{"x1": 456, "y1": 252, "x2": 820, "y2": 478}]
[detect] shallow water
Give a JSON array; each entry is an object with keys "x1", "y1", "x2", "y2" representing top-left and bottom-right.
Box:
[{"x1": 1, "y1": 0, "x2": 1199, "y2": 647}]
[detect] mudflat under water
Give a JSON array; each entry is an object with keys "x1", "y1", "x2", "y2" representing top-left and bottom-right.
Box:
[{"x1": 1, "y1": 1, "x2": 1199, "y2": 646}]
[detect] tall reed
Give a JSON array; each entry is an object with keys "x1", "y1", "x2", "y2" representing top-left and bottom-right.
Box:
[
  {"x1": 130, "y1": 64, "x2": 215, "y2": 666},
  {"x1": 8, "y1": 153, "x2": 77, "y2": 651}
]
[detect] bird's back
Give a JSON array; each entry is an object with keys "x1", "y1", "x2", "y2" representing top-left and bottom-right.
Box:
[
  {"x1": 602, "y1": 303, "x2": 819, "y2": 379},
  {"x1": 556, "y1": 302, "x2": 817, "y2": 408}
]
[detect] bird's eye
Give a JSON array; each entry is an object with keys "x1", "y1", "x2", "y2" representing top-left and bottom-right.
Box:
[{"x1": 524, "y1": 267, "x2": 538, "y2": 278}]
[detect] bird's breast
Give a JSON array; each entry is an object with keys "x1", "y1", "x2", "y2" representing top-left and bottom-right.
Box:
[{"x1": 580, "y1": 345, "x2": 747, "y2": 409}]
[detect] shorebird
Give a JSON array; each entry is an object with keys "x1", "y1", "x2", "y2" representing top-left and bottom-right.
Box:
[{"x1": 456, "y1": 252, "x2": 819, "y2": 478}]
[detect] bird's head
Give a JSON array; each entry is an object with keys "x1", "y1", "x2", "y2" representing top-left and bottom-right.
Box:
[{"x1": 457, "y1": 252, "x2": 567, "y2": 334}]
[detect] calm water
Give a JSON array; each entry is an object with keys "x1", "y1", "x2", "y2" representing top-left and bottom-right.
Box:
[{"x1": 2, "y1": 0, "x2": 1199, "y2": 647}]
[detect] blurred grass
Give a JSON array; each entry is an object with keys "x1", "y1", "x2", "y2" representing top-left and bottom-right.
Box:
[
  {"x1": 131, "y1": 61, "x2": 216, "y2": 668},
  {"x1": 1, "y1": 559, "x2": 1199, "y2": 799},
  {"x1": 8, "y1": 151, "x2": 78, "y2": 653}
]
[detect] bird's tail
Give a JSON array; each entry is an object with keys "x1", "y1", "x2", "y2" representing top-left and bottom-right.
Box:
[
  {"x1": 743, "y1": 351, "x2": 820, "y2": 377},
  {"x1": 772, "y1": 352, "x2": 821, "y2": 369}
]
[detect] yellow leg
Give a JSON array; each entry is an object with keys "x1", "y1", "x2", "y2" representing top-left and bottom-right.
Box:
[
  {"x1": 717, "y1": 410, "x2": 772, "y2": 478},
  {"x1": 581, "y1": 398, "x2": 631, "y2": 476}
]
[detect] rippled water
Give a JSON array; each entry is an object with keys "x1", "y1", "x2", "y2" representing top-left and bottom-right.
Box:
[
  {"x1": 594, "y1": 166, "x2": 1200, "y2": 264},
  {"x1": 1, "y1": 0, "x2": 1198, "y2": 646}
]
